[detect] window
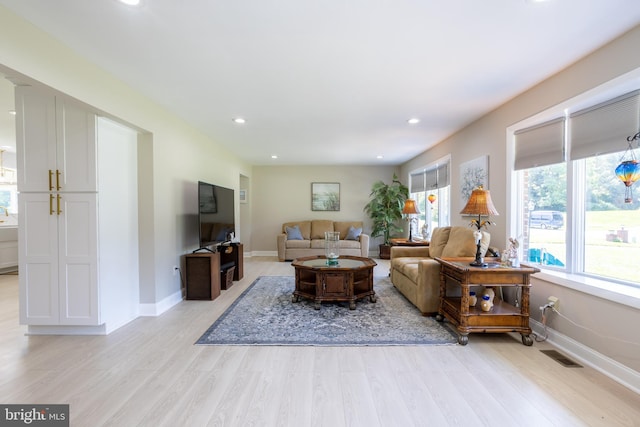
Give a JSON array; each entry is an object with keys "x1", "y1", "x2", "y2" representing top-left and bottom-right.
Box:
[
  {"x1": 512, "y1": 89, "x2": 640, "y2": 288},
  {"x1": 409, "y1": 157, "x2": 451, "y2": 239}
]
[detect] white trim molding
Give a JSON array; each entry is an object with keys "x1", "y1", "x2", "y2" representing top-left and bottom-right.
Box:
[{"x1": 530, "y1": 319, "x2": 640, "y2": 395}]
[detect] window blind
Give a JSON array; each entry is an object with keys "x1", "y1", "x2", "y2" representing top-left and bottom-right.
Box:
[
  {"x1": 410, "y1": 162, "x2": 449, "y2": 193},
  {"x1": 569, "y1": 90, "x2": 640, "y2": 160},
  {"x1": 410, "y1": 171, "x2": 426, "y2": 193},
  {"x1": 514, "y1": 117, "x2": 565, "y2": 170}
]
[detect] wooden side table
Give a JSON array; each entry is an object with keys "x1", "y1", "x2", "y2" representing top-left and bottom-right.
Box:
[
  {"x1": 435, "y1": 257, "x2": 539, "y2": 346},
  {"x1": 389, "y1": 238, "x2": 430, "y2": 247}
]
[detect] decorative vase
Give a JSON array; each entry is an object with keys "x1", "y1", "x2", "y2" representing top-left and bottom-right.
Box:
[
  {"x1": 480, "y1": 295, "x2": 492, "y2": 312},
  {"x1": 482, "y1": 287, "x2": 495, "y2": 307},
  {"x1": 469, "y1": 291, "x2": 477, "y2": 307},
  {"x1": 324, "y1": 231, "x2": 340, "y2": 265}
]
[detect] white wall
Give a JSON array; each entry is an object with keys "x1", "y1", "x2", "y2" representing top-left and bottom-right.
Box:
[
  {"x1": 400, "y1": 25, "x2": 640, "y2": 377},
  {"x1": 97, "y1": 117, "x2": 139, "y2": 333},
  {"x1": 0, "y1": 6, "x2": 252, "y2": 307},
  {"x1": 250, "y1": 165, "x2": 399, "y2": 254}
]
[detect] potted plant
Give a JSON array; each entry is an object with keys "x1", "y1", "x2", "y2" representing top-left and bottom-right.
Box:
[{"x1": 363, "y1": 173, "x2": 409, "y2": 259}]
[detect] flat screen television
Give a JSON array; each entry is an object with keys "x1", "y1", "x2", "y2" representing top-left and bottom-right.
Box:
[{"x1": 197, "y1": 181, "x2": 235, "y2": 251}]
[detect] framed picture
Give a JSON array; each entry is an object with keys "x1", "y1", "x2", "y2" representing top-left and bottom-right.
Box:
[
  {"x1": 239, "y1": 189, "x2": 247, "y2": 204},
  {"x1": 460, "y1": 155, "x2": 488, "y2": 208},
  {"x1": 311, "y1": 182, "x2": 340, "y2": 211}
]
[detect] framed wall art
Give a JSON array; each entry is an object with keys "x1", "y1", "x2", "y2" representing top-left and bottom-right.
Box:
[
  {"x1": 459, "y1": 155, "x2": 488, "y2": 208},
  {"x1": 311, "y1": 182, "x2": 340, "y2": 211}
]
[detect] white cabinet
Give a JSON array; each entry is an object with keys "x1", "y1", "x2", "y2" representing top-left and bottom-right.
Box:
[
  {"x1": 0, "y1": 227, "x2": 18, "y2": 272},
  {"x1": 16, "y1": 86, "x2": 100, "y2": 327},
  {"x1": 16, "y1": 86, "x2": 139, "y2": 334},
  {"x1": 16, "y1": 86, "x2": 97, "y2": 193},
  {"x1": 18, "y1": 193, "x2": 98, "y2": 325}
]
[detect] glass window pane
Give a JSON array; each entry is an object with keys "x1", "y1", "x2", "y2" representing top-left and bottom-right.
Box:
[
  {"x1": 522, "y1": 164, "x2": 567, "y2": 268},
  {"x1": 584, "y1": 152, "x2": 640, "y2": 285}
]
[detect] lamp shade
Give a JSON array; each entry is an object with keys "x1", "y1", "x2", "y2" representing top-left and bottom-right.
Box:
[
  {"x1": 402, "y1": 199, "x2": 420, "y2": 215},
  {"x1": 460, "y1": 186, "x2": 499, "y2": 216}
]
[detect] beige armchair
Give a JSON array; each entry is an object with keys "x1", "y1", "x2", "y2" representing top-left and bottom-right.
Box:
[{"x1": 390, "y1": 226, "x2": 491, "y2": 315}]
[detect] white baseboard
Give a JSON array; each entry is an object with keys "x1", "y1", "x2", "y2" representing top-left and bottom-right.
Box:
[
  {"x1": 27, "y1": 324, "x2": 108, "y2": 335},
  {"x1": 530, "y1": 319, "x2": 640, "y2": 394},
  {"x1": 251, "y1": 250, "x2": 277, "y2": 257},
  {"x1": 139, "y1": 289, "x2": 183, "y2": 317}
]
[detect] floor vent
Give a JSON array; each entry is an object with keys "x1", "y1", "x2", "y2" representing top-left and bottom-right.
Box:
[{"x1": 540, "y1": 350, "x2": 583, "y2": 368}]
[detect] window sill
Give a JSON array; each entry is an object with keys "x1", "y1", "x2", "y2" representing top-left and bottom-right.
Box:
[{"x1": 535, "y1": 269, "x2": 640, "y2": 310}]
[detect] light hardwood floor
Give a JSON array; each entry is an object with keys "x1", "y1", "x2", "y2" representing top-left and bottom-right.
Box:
[{"x1": 1, "y1": 258, "x2": 639, "y2": 427}]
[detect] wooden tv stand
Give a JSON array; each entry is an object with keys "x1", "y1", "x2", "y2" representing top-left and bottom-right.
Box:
[{"x1": 185, "y1": 243, "x2": 243, "y2": 299}]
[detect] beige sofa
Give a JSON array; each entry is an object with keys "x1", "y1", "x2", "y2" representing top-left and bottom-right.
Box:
[
  {"x1": 277, "y1": 220, "x2": 369, "y2": 261},
  {"x1": 390, "y1": 226, "x2": 491, "y2": 315}
]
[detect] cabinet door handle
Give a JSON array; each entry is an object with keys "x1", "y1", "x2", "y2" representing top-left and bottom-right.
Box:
[
  {"x1": 56, "y1": 169, "x2": 61, "y2": 191},
  {"x1": 49, "y1": 194, "x2": 54, "y2": 215},
  {"x1": 48, "y1": 170, "x2": 54, "y2": 191},
  {"x1": 56, "y1": 194, "x2": 62, "y2": 215}
]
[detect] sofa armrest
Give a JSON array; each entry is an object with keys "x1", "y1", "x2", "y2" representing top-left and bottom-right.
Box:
[
  {"x1": 359, "y1": 233, "x2": 370, "y2": 257},
  {"x1": 277, "y1": 233, "x2": 287, "y2": 261},
  {"x1": 390, "y1": 246, "x2": 431, "y2": 259}
]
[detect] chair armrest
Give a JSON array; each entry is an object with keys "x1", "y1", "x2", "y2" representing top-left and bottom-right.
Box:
[
  {"x1": 276, "y1": 233, "x2": 287, "y2": 261},
  {"x1": 390, "y1": 246, "x2": 431, "y2": 259},
  {"x1": 359, "y1": 233, "x2": 370, "y2": 257}
]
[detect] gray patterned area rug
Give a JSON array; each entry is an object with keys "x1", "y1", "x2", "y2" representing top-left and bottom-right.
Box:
[{"x1": 195, "y1": 275, "x2": 457, "y2": 346}]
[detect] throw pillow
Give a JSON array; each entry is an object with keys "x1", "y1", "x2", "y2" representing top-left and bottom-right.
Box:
[
  {"x1": 345, "y1": 226, "x2": 362, "y2": 240},
  {"x1": 285, "y1": 225, "x2": 304, "y2": 240}
]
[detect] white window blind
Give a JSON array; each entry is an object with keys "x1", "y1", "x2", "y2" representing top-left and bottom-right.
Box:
[
  {"x1": 410, "y1": 162, "x2": 449, "y2": 193},
  {"x1": 569, "y1": 90, "x2": 640, "y2": 160},
  {"x1": 514, "y1": 117, "x2": 565, "y2": 170},
  {"x1": 410, "y1": 171, "x2": 426, "y2": 193}
]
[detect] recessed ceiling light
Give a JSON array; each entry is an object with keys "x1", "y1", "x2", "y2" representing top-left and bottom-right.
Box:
[
  {"x1": 376, "y1": 155, "x2": 384, "y2": 159},
  {"x1": 232, "y1": 117, "x2": 246, "y2": 124},
  {"x1": 271, "y1": 155, "x2": 278, "y2": 159},
  {"x1": 118, "y1": 0, "x2": 141, "y2": 5},
  {"x1": 8, "y1": 110, "x2": 16, "y2": 116},
  {"x1": 407, "y1": 118, "x2": 420, "y2": 125}
]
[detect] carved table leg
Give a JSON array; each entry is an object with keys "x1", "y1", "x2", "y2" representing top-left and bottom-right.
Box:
[{"x1": 521, "y1": 334, "x2": 533, "y2": 346}]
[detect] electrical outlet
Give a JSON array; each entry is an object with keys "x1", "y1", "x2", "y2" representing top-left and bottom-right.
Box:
[
  {"x1": 173, "y1": 266, "x2": 179, "y2": 276},
  {"x1": 548, "y1": 296, "x2": 559, "y2": 310}
]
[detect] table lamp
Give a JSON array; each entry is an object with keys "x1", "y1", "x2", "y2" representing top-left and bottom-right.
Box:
[
  {"x1": 460, "y1": 186, "x2": 499, "y2": 267},
  {"x1": 402, "y1": 198, "x2": 420, "y2": 242}
]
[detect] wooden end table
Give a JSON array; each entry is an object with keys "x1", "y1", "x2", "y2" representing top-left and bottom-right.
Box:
[
  {"x1": 389, "y1": 238, "x2": 430, "y2": 247},
  {"x1": 435, "y1": 257, "x2": 539, "y2": 346},
  {"x1": 291, "y1": 255, "x2": 377, "y2": 310}
]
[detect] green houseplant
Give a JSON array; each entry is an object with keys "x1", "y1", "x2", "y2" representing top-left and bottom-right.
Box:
[{"x1": 363, "y1": 174, "x2": 409, "y2": 259}]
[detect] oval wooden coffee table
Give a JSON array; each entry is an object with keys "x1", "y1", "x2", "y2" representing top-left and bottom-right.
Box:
[{"x1": 291, "y1": 255, "x2": 377, "y2": 310}]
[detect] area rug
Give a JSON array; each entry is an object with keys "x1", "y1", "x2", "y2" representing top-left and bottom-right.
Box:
[{"x1": 195, "y1": 275, "x2": 457, "y2": 346}]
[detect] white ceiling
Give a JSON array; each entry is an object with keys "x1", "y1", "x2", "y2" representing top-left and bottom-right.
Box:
[{"x1": 1, "y1": 0, "x2": 640, "y2": 165}]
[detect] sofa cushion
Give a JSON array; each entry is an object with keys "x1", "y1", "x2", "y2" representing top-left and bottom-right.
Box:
[
  {"x1": 334, "y1": 221, "x2": 364, "y2": 240},
  {"x1": 399, "y1": 262, "x2": 420, "y2": 283},
  {"x1": 441, "y1": 227, "x2": 478, "y2": 257},
  {"x1": 345, "y1": 226, "x2": 362, "y2": 240},
  {"x1": 441, "y1": 227, "x2": 492, "y2": 257},
  {"x1": 285, "y1": 225, "x2": 304, "y2": 240},
  {"x1": 311, "y1": 220, "x2": 335, "y2": 239},
  {"x1": 310, "y1": 239, "x2": 326, "y2": 249},
  {"x1": 339, "y1": 239, "x2": 361, "y2": 250},
  {"x1": 287, "y1": 239, "x2": 311, "y2": 249},
  {"x1": 282, "y1": 221, "x2": 311, "y2": 240},
  {"x1": 428, "y1": 226, "x2": 451, "y2": 258}
]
